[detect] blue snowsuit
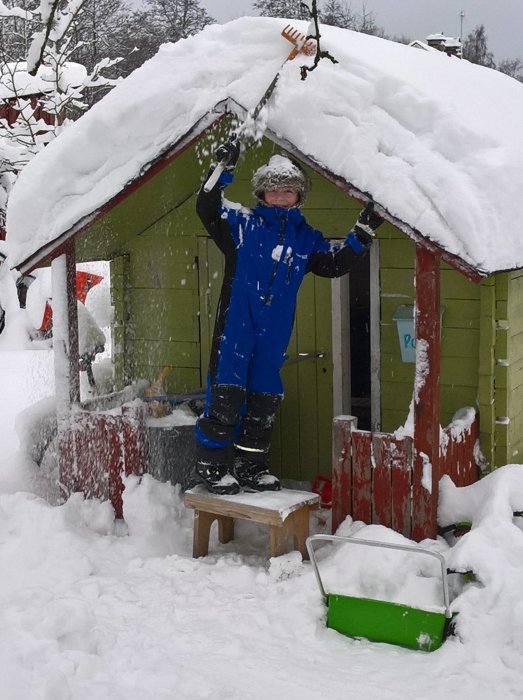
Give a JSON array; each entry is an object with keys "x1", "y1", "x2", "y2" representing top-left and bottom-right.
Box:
[{"x1": 195, "y1": 170, "x2": 371, "y2": 459}]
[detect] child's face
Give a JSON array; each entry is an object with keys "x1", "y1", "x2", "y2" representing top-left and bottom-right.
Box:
[{"x1": 264, "y1": 189, "x2": 299, "y2": 209}]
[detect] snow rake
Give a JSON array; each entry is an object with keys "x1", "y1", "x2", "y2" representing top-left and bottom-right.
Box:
[
  {"x1": 203, "y1": 25, "x2": 316, "y2": 193},
  {"x1": 306, "y1": 534, "x2": 455, "y2": 652}
]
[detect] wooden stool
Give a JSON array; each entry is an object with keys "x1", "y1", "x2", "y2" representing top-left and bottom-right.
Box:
[{"x1": 184, "y1": 486, "x2": 320, "y2": 559}]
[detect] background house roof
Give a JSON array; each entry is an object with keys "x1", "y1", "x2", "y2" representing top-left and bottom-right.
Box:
[
  {"x1": 6, "y1": 16, "x2": 523, "y2": 274},
  {"x1": 0, "y1": 61, "x2": 87, "y2": 99}
]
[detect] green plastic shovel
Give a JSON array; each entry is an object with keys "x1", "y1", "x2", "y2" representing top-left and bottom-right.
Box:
[{"x1": 306, "y1": 534, "x2": 455, "y2": 652}]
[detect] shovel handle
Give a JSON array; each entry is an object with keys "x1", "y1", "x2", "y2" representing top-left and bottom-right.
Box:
[{"x1": 306, "y1": 534, "x2": 452, "y2": 618}]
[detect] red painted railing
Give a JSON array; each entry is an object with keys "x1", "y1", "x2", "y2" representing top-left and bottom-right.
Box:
[
  {"x1": 332, "y1": 409, "x2": 480, "y2": 540},
  {"x1": 58, "y1": 404, "x2": 148, "y2": 518}
]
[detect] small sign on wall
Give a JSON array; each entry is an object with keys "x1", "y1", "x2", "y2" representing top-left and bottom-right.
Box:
[
  {"x1": 393, "y1": 305, "x2": 416, "y2": 363},
  {"x1": 393, "y1": 305, "x2": 444, "y2": 363}
]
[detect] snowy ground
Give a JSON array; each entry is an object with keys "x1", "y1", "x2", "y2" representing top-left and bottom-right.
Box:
[{"x1": 2, "y1": 324, "x2": 523, "y2": 697}]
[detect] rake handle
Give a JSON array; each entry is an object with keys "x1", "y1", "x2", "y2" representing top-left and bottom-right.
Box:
[
  {"x1": 203, "y1": 162, "x2": 225, "y2": 193},
  {"x1": 203, "y1": 24, "x2": 314, "y2": 194}
]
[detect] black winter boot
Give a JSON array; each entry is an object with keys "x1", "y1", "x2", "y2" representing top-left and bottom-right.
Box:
[
  {"x1": 195, "y1": 445, "x2": 240, "y2": 495},
  {"x1": 234, "y1": 449, "x2": 281, "y2": 492},
  {"x1": 194, "y1": 384, "x2": 246, "y2": 495},
  {"x1": 234, "y1": 392, "x2": 281, "y2": 491}
]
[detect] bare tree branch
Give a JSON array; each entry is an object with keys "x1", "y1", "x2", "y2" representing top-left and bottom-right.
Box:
[{"x1": 299, "y1": 0, "x2": 338, "y2": 81}]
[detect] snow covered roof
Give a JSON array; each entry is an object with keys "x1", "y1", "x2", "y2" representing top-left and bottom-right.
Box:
[
  {"x1": 6, "y1": 17, "x2": 523, "y2": 275},
  {"x1": 408, "y1": 40, "x2": 435, "y2": 52}
]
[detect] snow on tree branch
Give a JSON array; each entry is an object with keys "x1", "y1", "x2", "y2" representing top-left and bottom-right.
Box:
[
  {"x1": 26, "y1": 0, "x2": 61, "y2": 74},
  {"x1": 0, "y1": 0, "x2": 32, "y2": 18},
  {"x1": 1, "y1": 0, "x2": 123, "y2": 243}
]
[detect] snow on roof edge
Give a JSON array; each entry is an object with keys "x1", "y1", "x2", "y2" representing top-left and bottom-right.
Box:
[
  {"x1": 15, "y1": 103, "x2": 489, "y2": 284},
  {"x1": 12, "y1": 105, "x2": 230, "y2": 274},
  {"x1": 6, "y1": 16, "x2": 523, "y2": 275}
]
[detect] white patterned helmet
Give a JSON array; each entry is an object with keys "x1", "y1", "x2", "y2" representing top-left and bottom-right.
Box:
[{"x1": 252, "y1": 155, "x2": 310, "y2": 206}]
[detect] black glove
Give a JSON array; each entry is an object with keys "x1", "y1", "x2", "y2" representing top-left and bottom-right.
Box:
[
  {"x1": 354, "y1": 201, "x2": 383, "y2": 247},
  {"x1": 215, "y1": 137, "x2": 240, "y2": 169}
]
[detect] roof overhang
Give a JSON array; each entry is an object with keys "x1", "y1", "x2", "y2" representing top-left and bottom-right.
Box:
[
  {"x1": 13, "y1": 98, "x2": 490, "y2": 283},
  {"x1": 263, "y1": 126, "x2": 488, "y2": 283}
]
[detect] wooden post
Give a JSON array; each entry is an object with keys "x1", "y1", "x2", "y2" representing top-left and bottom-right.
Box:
[
  {"x1": 52, "y1": 246, "x2": 80, "y2": 421},
  {"x1": 331, "y1": 415, "x2": 357, "y2": 533},
  {"x1": 369, "y1": 242, "x2": 381, "y2": 431},
  {"x1": 332, "y1": 275, "x2": 351, "y2": 417},
  {"x1": 66, "y1": 247, "x2": 80, "y2": 404},
  {"x1": 52, "y1": 246, "x2": 80, "y2": 498},
  {"x1": 412, "y1": 246, "x2": 441, "y2": 541}
]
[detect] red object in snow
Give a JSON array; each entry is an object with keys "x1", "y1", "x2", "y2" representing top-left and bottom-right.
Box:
[
  {"x1": 39, "y1": 301, "x2": 54, "y2": 333},
  {"x1": 39, "y1": 271, "x2": 103, "y2": 332},
  {"x1": 75, "y1": 271, "x2": 104, "y2": 303},
  {"x1": 312, "y1": 475, "x2": 332, "y2": 509}
]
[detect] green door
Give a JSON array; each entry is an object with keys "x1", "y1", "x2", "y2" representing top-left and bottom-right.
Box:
[{"x1": 197, "y1": 237, "x2": 334, "y2": 485}]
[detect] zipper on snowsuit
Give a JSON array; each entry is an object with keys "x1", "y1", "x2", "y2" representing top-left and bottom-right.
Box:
[{"x1": 262, "y1": 213, "x2": 287, "y2": 306}]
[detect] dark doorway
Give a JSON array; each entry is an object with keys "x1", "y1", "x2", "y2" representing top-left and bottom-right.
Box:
[{"x1": 349, "y1": 252, "x2": 371, "y2": 430}]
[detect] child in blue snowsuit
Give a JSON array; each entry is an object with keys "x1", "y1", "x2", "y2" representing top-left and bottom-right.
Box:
[{"x1": 195, "y1": 143, "x2": 383, "y2": 495}]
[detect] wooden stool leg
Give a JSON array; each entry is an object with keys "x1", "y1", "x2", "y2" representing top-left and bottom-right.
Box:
[
  {"x1": 292, "y1": 508, "x2": 311, "y2": 559},
  {"x1": 193, "y1": 510, "x2": 215, "y2": 558},
  {"x1": 269, "y1": 523, "x2": 287, "y2": 558},
  {"x1": 218, "y1": 516, "x2": 235, "y2": 544}
]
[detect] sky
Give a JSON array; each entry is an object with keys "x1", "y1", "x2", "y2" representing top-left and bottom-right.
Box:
[{"x1": 199, "y1": 0, "x2": 523, "y2": 61}]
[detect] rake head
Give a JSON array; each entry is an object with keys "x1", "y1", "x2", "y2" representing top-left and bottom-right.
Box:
[{"x1": 281, "y1": 24, "x2": 317, "y2": 60}]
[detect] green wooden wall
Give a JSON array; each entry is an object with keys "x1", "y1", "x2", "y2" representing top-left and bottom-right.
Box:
[
  {"x1": 481, "y1": 270, "x2": 523, "y2": 467},
  {"x1": 80, "y1": 122, "x2": 366, "y2": 484},
  {"x1": 379, "y1": 225, "x2": 481, "y2": 433},
  {"x1": 124, "y1": 201, "x2": 202, "y2": 393},
  {"x1": 379, "y1": 228, "x2": 523, "y2": 470},
  {"x1": 74, "y1": 116, "x2": 523, "y2": 477}
]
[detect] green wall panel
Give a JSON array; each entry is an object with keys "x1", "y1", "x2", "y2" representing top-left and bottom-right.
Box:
[
  {"x1": 129, "y1": 288, "x2": 199, "y2": 342},
  {"x1": 133, "y1": 339, "x2": 200, "y2": 368},
  {"x1": 382, "y1": 409, "x2": 410, "y2": 430},
  {"x1": 505, "y1": 303, "x2": 523, "y2": 335},
  {"x1": 76, "y1": 147, "x2": 202, "y2": 262},
  {"x1": 92, "y1": 116, "x2": 523, "y2": 479},
  {"x1": 127, "y1": 233, "x2": 198, "y2": 291},
  {"x1": 379, "y1": 232, "x2": 482, "y2": 434},
  {"x1": 503, "y1": 271, "x2": 523, "y2": 465},
  {"x1": 442, "y1": 328, "x2": 481, "y2": 357}
]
